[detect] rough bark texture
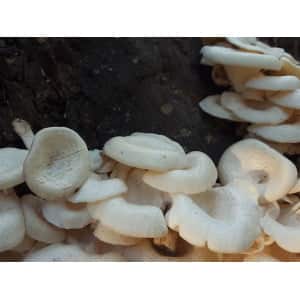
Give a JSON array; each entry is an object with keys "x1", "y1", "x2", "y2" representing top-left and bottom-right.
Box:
[{"x1": 0, "y1": 38, "x2": 298, "y2": 163}]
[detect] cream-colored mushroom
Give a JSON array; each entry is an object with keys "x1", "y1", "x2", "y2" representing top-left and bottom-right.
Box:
[
  {"x1": 88, "y1": 197, "x2": 168, "y2": 238},
  {"x1": 245, "y1": 75, "x2": 300, "y2": 91},
  {"x1": 0, "y1": 191, "x2": 25, "y2": 252},
  {"x1": 220, "y1": 92, "x2": 291, "y2": 124},
  {"x1": 0, "y1": 148, "x2": 28, "y2": 190},
  {"x1": 24, "y1": 243, "x2": 124, "y2": 262},
  {"x1": 24, "y1": 127, "x2": 90, "y2": 200},
  {"x1": 103, "y1": 132, "x2": 187, "y2": 172},
  {"x1": 269, "y1": 90, "x2": 300, "y2": 109},
  {"x1": 143, "y1": 151, "x2": 217, "y2": 194},
  {"x1": 93, "y1": 222, "x2": 140, "y2": 246},
  {"x1": 218, "y1": 139, "x2": 297, "y2": 202},
  {"x1": 201, "y1": 45, "x2": 282, "y2": 70},
  {"x1": 22, "y1": 194, "x2": 66, "y2": 243},
  {"x1": 69, "y1": 173, "x2": 127, "y2": 204},
  {"x1": 41, "y1": 201, "x2": 92, "y2": 229},
  {"x1": 248, "y1": 121, "x2": 300, "y2": 143},
  {"x1": 261, "y1": 201, "x2": 300, "y2": 253},
  {"x1": 199, "y1": 94, "x2": 242, "y2": 122},
  {"x1": 166, "y1": 180, "x2": 261, "y2": 253}
]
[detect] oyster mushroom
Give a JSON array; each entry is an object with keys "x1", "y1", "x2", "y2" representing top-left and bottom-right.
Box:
[
  {"x1": 245, "y1": 75, "x2": 300, "y2": 91},
  {"x1": 199, "y1": 94, "x2": 242, "y2": 122},
  {"x1": 218, "y1": 139, "x2": 297, "y2": 202},
  {"x1": 166, "y1": 180, "x2": 261, "y2": 253},
  {"x1": 22, "y1": 194, "x2": 66, "y2": 243},
  {"x1": 41, "y1": 201, "x2": 92, "y2": 229},
  {"x1": 0, "y1": 191, "x2": 25, "y2": 252},
  {"x1": 88, "y1": 197, "x2": 167, "y2": 238},
  {"x1": 24, "y1": 127, "x2": 90, "y2": 200},
  {"x1": 261, "y1": 201, "x2": 300, "y2": 253},
  {"x1": 103, "y1": 132, "x2": 187, "y2": 172},
  {"x1": 269, "y1": 90, "x2": 300, "y2": 109},
  {"x1": 143, "y1": 151, "x2": 217, "y2": 194},
  {"x1": 0, "y1": 148, "x2": 28, "y2": 190},
  {"x1": 220, "y1": 92, "x2": 292, "y2": 125},
  {"x1": 201, "y1": 45, "x2": 282, "y2": 70},
  {"x1": 69, "y1": 173, "x2": 127, "y2": 204}
]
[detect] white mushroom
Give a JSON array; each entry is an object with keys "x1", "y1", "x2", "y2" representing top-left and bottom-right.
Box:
[
  {"x1": 103, "y1": 132, "x2": 187, "y2": 172},
  {"x1": 261, "y1": 201, "x2": 300, "y2": 253},
  {"x1": 201, "y1": 45, "x2": 282, "y2": 70},
  {"x1": 0, "y1": 191, "x2": 25, "y2": 252},
  {"x1": 88, "y1": 197, "x2": 168, "y2": 238},
  {"x1": 93, "y1": 222, "x2": 140, "y2": 246},
  {"x1": 166, "y1": 180, "x2": 261, "y2": 253},
  {"x1": 0, "y1": 148, "x2": 28, "y2": 190},
  {"x1": 41, "y1": 201, "x2": 92, "y2": 229},
  {"x1": 218, "y1": 139, "x2": 297, "y2": 202},
  {"x1": 69, "y1": 173, "x2": 127, "y2": 204},
  {"x1": 269, "y1": 90, "x2": 300, "y2": 109},
  {"x1": 22, "y1": 194, "x2": 66, "y2": 243},
  {"x1": 245, "y1": 75, "x2": 300, "y2": 91},
  {"x1": 143, "y1": 151, "x2": 217, "y2": 194},
  {"x1": 248, "y1": 121, "x2": 300, "y2": 143},
  {"x1": 199, "y1": 94, "x2": 242, "y2": 122},
  {"x1": 220, "y1": 92, "x2": 291, "y2": 124},
  {"x1": 24, "y1": 127, "x2": 90, "y2": 200},
  {"x1": 12, "y1": 118, "x2": 35, "y2": 149},
  {"x1": 24, "y1": 243, "x2": 124, "y2": 262}
]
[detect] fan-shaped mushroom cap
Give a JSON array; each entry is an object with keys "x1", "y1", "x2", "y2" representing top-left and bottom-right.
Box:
[
  {"x1": 41, "y1": 201, "x2": 92, "y2": 229},
  {"x1": 24, "y1": 243, "x2": 124, "y2": 261},
  {"x1": 269, "y1": 90, "x2": 300, "y2": 109},
  {"x1": 201, "y1": 46, "x2": 282, "y2": 70},
  {"x1": 88, "y1": 197, "x2": 168, "y2": 238},
  {"x1": 93, "y1": 222, "x2": 140, "y2": 246},
  {"x1": 24, "y1": 127, "x2": 90, "y2": 201},
  {"x1": 69, "y1": 173, "x2": 127, "y2": 204},
  {"x1": 0, "y1": 191, "x2": 25, "y2": 252},
  {"x1": 199, "y1": 94, "x2": 242, "y2": 122},
  {"x1": 12, "y1": 118, "x2": 34, "y2": 149},
  {"x1": 261, "y1": 201, "x2": 300, "y2": 253},
  {"x1": 248, "y1": 121, "x2": 300, "y2": 143},
  {"x1": 143, "y1": 151, "x2": 217, "y2": 194},
  {"x1": 0, "y1": 148, "x2": 28, "y2": 190},
  {"x1": 103, "y1": 132, "x2": 187, "y2": 172},
  {"x1": 166, "y1": 180, "x2": 261, "y2": 253},
  {"x1": 88, "y1": 149, "x2": 103, "y2": 172},
  {"x1": 22, "y1": 195, "x2": 66, "y2": 243},
  {"x1": 245, "y1": 75, "x2": 300, "y2": 91},
  {"x1": 218, "y1": 139, "x2": 297, "y2": 202},
  {"x1": 224, "y1": 65, "x2": 262, "y2": 92},
  {"x1": 220, "y1": 92, "x2": 291, "y2": 124}
]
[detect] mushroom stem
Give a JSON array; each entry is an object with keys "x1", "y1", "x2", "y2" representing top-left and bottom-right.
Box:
[{"x1": 12, "y1": 119, "x2": 34, "y2": 149}]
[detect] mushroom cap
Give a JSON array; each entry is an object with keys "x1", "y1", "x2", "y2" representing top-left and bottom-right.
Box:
[
  {"x1": 24, "y1": 127, "x2": 90, "y2": 201},
  {"x1": 245, "y1": 75, "x2": 300, "y2": 91},
  {"x1": 261, "y1": 202, "x2": 300, "y2": 253},
  {"x1": 0, "y1": 191, "x2": 25, "y2": 252},
  {"x1": 218, "y1": 139, "x2": 297, "y2": 202},
  {"x1": 0, "y1": 148, "x2": 28, "y2": 190},
  {"x1": 41, "y1": 201, "x2": 92, "y2": 229},
  {"x1": 269, "y1": 90, "x2": 300, "y2": 109},
  {"x1": 166, "y1": 180, "x2": 261, "y2": 253},
  {"x1": 88, "y1": 197, "x2": 168, "y2": 238},
  {"x1": 199, "y1": 94, "x2": 242, "y2": 122},
  {"x1": 22, "y1": 194, "x2": 66, "y2": 243},
  {"x1": 69, "y1": 173, "x2": 127, "y2": 203},
  {"x1": 278, "y1": 56, "x2": 300, "y2": 78},
  {"x1": 93, "y1": 222, "x2": 140, "y2": 246},
  {"x1": 220, "y1": 92, "x2": 291, "y2": 124},
  {"x1": 248, "y1": 122, "x2": 300, "y2": 143},
  {"x1": 24, "y1": 243, "x2": 124, "y2": 261},
  {"x1": 103, "y1": 133, "x2": 187, "y2": 172},
  {"x1": 143, "y1": 151, "x2": 217, "y2": 194},
  {"x1": 201, "y1": 45, "x2": 282, "y2": 70}
]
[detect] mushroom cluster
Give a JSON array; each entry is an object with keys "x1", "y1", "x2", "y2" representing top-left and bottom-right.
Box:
[
  {"x1": 1, "y1": 119, "x2": 300, "y2": 261},
  {"x1": 199, "y1": 37, "x2": 300, "y2": 155}
]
